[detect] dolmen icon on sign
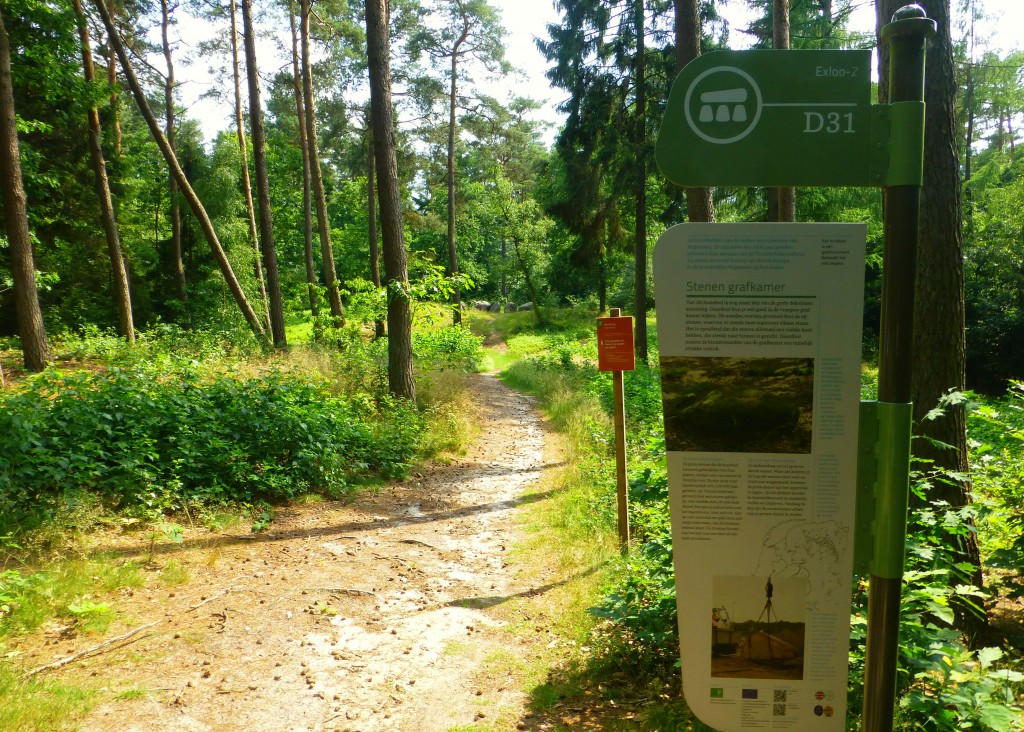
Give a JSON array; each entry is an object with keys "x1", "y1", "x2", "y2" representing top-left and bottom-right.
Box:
[{"x1": 698, "y1": 88, "x2": 748, "y2": 123}]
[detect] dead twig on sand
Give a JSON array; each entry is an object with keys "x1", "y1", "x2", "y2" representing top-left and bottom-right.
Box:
[{"x1": 24, "y1": 620, "x2": 161, "y2": 677}]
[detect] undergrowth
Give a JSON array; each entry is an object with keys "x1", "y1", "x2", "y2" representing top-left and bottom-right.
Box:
[{"x1": 495, "y1": 310, "x2": 1024, "y2": 731}]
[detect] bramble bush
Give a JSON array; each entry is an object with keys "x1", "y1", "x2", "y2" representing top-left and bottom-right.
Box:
[{"x1": 0, "y1": 363, "x2": 423, "y2": 530}]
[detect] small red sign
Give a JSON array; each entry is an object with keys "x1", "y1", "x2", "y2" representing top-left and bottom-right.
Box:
[{"x1": 597, "y1": 316, "x2": 636, "y2": 371}]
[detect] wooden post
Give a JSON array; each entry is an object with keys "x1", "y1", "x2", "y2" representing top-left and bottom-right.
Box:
[{"x1": 610, "y1": 307, "x2": 630, "y2": 552}]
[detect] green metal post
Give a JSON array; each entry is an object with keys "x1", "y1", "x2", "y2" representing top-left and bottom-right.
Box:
[{"x1": 862, "y1": 6, "x2": 936, "y2": 732}]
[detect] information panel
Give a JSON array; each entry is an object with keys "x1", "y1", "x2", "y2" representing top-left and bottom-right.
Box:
[
  {"x1": 597, "y1": 316, "x2": 636, "y2": 372},
  {"x1": 652, "y1": 223, "x2": 865, "y2": 731}
]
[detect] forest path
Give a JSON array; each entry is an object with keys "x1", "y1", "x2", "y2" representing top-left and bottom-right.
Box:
[{"x1": 57, "y1": 373, "x2": 557, "y2": 731}]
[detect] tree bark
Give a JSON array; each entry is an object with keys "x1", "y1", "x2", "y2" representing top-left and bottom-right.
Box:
[
  {"x1": 768, "y1": 0, "x2": 796, "y2": 222},
  {"x1": 105, "y1": 0, "x2": 121, "y2": 158},
  {"x1": 73, "y1": 0, "x2": 134, "y2": 342},
  {"x1": 877, "y1": 0, "x2": 984, "y2": 642},
  {"x1": 0, "y1": 10, "x2": 52, "y2": 371},
  {"x1": 231, "y1": 0, "x2": 270, "y2": 333},
  {"x1": 674, "y1": 0, "x2": 714, "y2": 223},
  {"x1": 160, "y1": 0, "x2": 186, "y2": 302},
  {"x1": 301, "y1": 0, "x2": 344, "y2": 325},
  {"x1": 241, "y1": 0, "x2": 286, "y2": 349},
  {"x1": 447, "y1": 15, "x2": 469, "y2": 325},
  {"x1": 288, "y1": 1, "x2": 320, "y2": 331},
  {"x1": 93, "y1": 0, "x2": 267, "y2": 340},
  {"x1": 367, "y1": 125, "x2": 385, "y2": 339},
  {"x1": 366, "y1": 0, "x2": 416, "y2": 402},
  {"x1": 633, "y1": 0, "x2": 648, "y2": 363}
]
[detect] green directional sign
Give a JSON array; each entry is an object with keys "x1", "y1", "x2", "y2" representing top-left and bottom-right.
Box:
[{"x1": 657, "y1": 50, "x2": 878, "y2": 187}]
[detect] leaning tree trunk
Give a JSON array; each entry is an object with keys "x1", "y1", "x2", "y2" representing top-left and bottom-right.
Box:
[
  {"x1": 93, "y1": 0, "x2": 266, "y2": 340},
  {"x1": 447, "y1": 18, "x2": 469, "y2": 325},
  {"x1": 367, "y1": 125, "x2": 385, "y2": 339},
  {"x1": 768, "y1": 0, "x2": 796, "y2": 222},
  {"x1": 241, "y1": 0, "x2": 286, "y2": 348},
  {"x1": 877, "y1": 0, "x2": 985, "y2": 644},
  {"x1": 674, "y1": 0, "x2": 714, "y2": 223},
  {"x1": 160, "y1": 0, "x2": 186, "y2": 301},
  {"x1": 231, "y1": 0, "x2": 270, "y2": 332},
  {"x1": 633, "y1": 0, "x2": 648, "y2": 363},
  {"x1": 105, "y1": 0, "x2": 121, "y2": 158},
  {"x1": 301, "y1": 0, "x2": 344, "y2": 325},
  {"x1": 366, "y1": 0, "x2": 415, "y2": 402},
  {"x1": 0, "y1": 10, "x2": 52, "y2": 371},
  {"x1": 288, "y1": 1, "x2": 319, "y2": 329},
  {"x1": 73, "y1": 0, "x2": 134, "y2": 342}
]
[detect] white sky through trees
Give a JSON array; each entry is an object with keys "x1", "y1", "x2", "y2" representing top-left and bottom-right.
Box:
[{"x1": 165, "y1": 0, "x2": 1022, "y2": 147}]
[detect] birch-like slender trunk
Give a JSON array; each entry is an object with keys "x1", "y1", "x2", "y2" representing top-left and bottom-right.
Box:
[
  {"x1": 230, "y1": 0, "x2": 270, "y2": 332},
  {"x1": 73, "y1": 0, "x2": 134, "y2": 342},
  {"x1": 447, "y1": 17, "x2": 469, "y2": 325},
  {"x1": 93, "y1": 0, "x2": 267, "y2": 340},
  {"x1": 160, "y1": 0, "x2": 186, "y2": 301},
  {"x1": 301, "y1": 0, "x2": 344, "y2": 324},
  {"x1": 241, "y1": 0, "x2": 286, "y2": 348},
  {"x1": 633, "y1": 0, "x2": 648, "y2": 363},
  {"x1": 288, "y1": 2, "x2": 319, "y2": 329}
]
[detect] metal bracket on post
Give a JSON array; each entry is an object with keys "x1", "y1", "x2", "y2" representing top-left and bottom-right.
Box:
[
  {"x1": 871, "y1": 401, "x2": 914, "y2": 580},
  {"x1": 854, "y1": 401, "x2": 914, "y2": 578},
  {"x1": 854, "y1": 401, "x2": 879, "y2": 577},
  {"x1": 869, "y1": 102, "x2": 927, "y2": 187}
]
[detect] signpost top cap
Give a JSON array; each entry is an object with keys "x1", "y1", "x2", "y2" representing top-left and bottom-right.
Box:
[
  {"x1": 882, "y1": 4, "x2": 936, "y2": 41},
  {"x1": 892, "y1": 3, "x2": 926, "y2": 21}
]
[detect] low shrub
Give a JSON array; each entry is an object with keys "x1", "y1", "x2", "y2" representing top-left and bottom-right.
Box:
[{"x1": 0, "y1": 364, "x2": 423, "y2": 529}]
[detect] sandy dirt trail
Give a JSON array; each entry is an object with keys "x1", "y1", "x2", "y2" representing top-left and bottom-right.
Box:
[{"x1": 43, "y1": 373, "x2": 554, "y2": 732}]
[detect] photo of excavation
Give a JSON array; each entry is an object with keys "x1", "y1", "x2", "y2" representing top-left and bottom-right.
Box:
[
  {"x1": 660, "y1": 356, "x2": 814, "y2": 453},
  {"x1": 711, "y1": 575, "x2": 807, "y2": 680}
]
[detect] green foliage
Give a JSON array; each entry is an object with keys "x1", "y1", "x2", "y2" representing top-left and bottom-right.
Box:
[
  {"x1": 499, "y1": 314, "x2": 1024, "y2": 730},
  {"x1": 413, "y1": 324, "x2": 483, "y2": 373},
  {"x1": 0, "y1": 362, "x2": 424, "y2": 528}
]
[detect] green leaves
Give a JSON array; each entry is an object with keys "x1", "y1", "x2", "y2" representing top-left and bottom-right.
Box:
[{"x1": 0, "y1": 362, "x2": 426, "y2": 524}]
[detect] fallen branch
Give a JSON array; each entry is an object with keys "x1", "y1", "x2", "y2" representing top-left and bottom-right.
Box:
[{"x1": 24, "y1": 620, "x2": 160, "y2": 677}]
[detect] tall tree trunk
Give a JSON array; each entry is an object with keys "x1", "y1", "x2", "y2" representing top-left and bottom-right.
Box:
[
  {"x1": 877, "y1": 0, "x2": 984, "y2": 642},
  {"x1": 0, "y1": 11, "x2": 52, "y2": 371},
  {"x1": 447, "y1": 17, "x2": 469, "y2": 325},
  {"x1": 105, "y1": 0, "x2": 121, "y2": 158},
  {"x1": 366, "y1": 0, "x2": 415, "y2": 402},
  {"x1": 633, "y1": 0, "x2": 648, "y2": 363},
  {"x1": 160, "y1": 0, "x2": 186, "y2": 302},
  {"x1": 241, "y1": 0, "x2": 286, "y2": 349},
  {"x1": 963, "y1": 59, "x2": 974, "y2": 238},
  {"x1": 598, "y1": 250, "x2": 607, "y2": 314},
  {"x1": 73, "y1": 0, "x2": 134, "y2": 342},
  {"x1": 674, "y1": 0, "x2": 714, "y2": 223},
  {"x1": 367, "y1": 125, "x2": 385, "y2": 339},
  {"x1": 288, "y1": 2, "x2": 319, "y2": 331},
  {"x1": 93, "y1": 0, "x2": 266, "y2": 340},
  {"x1": 768, "y1": 0, "x2": 796, "y2": 222},
  {"x1": 232, "y1": 0, "x2": 270, "y2": 333},
  {"x1": 301, "y1": 0, "x2": 344, "y2": 325}
]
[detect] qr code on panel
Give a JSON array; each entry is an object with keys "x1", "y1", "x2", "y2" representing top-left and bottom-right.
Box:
[
  {"x1": 773, "y1": 704, "x2": 787, "y2": 717},
  {"x1": 774, "y1": 690, "x2": 787, "y2": 703}
]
